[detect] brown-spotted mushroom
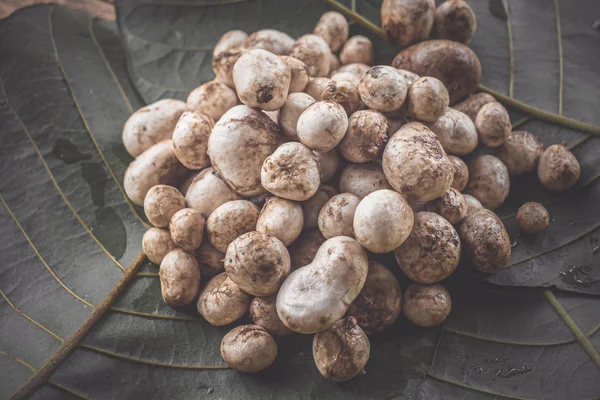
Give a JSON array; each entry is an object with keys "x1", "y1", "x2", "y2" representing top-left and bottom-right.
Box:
[
  {"x1": 224, "y1": 231, "x2": 291, "y2": 296},
  {"x1": 256, "y1": 197, "x2": 304, "y2": 246},
  {"x1": 277, "y1": 236, "x2": 368, "y2": 333},
  {"x1": 403, "y1": 283, "x2": 451, "y2": 327},
  {"x1": 313, "y1": 317, "x2": 370, "y2": 382},
  {"x1": 290, "y1": 34, "x2": 332, "y2": 77},
  {"x1": 426, "y1": 188, "x2": 468, "y2": 225},
  {"x1": 186, "y1": 81, "x2": 237, "y2": 122},
  {"x1": 340, "y1": 35, "x2": 375, "y2": 65},
  {"x1": 280, "y1": 56, "x2": 310, "y2": 93},
  {"x1": 395, "y1": 211, "x2": 460, "y2": 284},
  {"x1": 313, "y1": 11, "x2": 350, "y2": 52},
  {"x1": 426, "y1": 108, "x2": 478, "y2": 156},
  {"x1": 122, "y1": 99, "x2": 186, "y2": 157},
  {"x1": 142, "y1": 228, "x2": 177, "y2": 265},
  {"x1": 221, "y1": 325, "x2": 278, "y2": 372},
  {"x1": 169, "y1": 208, "x2": 205, "y2": 251},
  {"x1": 516, "y1": 202, "x2": 550, "y2": 234},
  {"x1": 494, "y1": 130, "x2": 544, "y2": 176},
  {"x1": 144, "y1": 185, "x2": 186, "y2": 228},
  {"x1": 465, "y1": 155, "x2": 510, "y2": 210},
  {"x1": 339, "y1": 110, "x2": 389, "y2": 163},
  {"x1": 339, "y1": 163, "x2": 393, "y2": 199},
  {"x1": 296, "y1": 101, "x2": 349, "y2": 152},
  {"x1": 159, "y1": 249, "x2": 201, "y2": 308},
  {"x1": 172, "y1": 111, "x2": 214, "y2": 170},
  {"x1": 261, "y1": 142, "x2": 321, "y2": 201},
  {"x1": 206, "y1": 200, "x2": 260, "y2": 252},
  {"x1": 475, "y1": 102, "x2": 511, "y2": 148},
  {"x1": 233, "y1": 49, "x2": 291, "y2": 111},
  {"x1": 537, "y1": 144, "x2": 580, "y2": 192},
  {"x1": 184, "y1": 167, "x2": 243, "y2": 218},
  {"x1": 208, "y1": 105, "x2": 283, "y2": 197},
  {"x1": 382, "y1": 122, "x2": 454, "y2": 202},
  {"x1": 197, "y1": 273, "x2": 252, "y2": 326},
  {"x1": 381, "y1": 0, "x2": 436, "y2": 47},
  {"x1": 459, "y1": 209, "x2": 511, "y2": 273},
  {"x1": 242, "y1": 29, "x2": 295, "y2": 55},
  {"x1": 318, "y1": 193, "x2": 361, "y2": 239},
  {"x1": 358, "y1": 66, "x2": 408, "y2": 113}
]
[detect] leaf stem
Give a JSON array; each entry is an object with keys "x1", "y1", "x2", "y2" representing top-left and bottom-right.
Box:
[
  {"x1": 12, "y1": 251, "x2": 148, "y2": 400},
  {"x1": 325, "y1": 0, "x2": 600, "y2": 136},
  {"x1": 478, "y1": 85, "x2": 600, "y2": 135},
  {"x1": 543, "y1": 289, "x2": 600, "y2": 369}
]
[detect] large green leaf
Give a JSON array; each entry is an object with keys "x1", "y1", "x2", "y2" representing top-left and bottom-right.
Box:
[{"x1": 0, "y1": 2, "x2": 599, "y2": 399}]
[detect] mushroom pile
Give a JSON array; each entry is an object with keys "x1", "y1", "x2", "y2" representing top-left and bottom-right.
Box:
[{"x1": 122, "y1": 0, "x2": 580, "y2": 382}]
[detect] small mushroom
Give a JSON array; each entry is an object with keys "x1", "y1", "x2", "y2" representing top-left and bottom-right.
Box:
[
  {"x1": 302, "y1": 185, "x2": 339, "y2": 231},
  {"x1": 160, "y1": 249, "x2": 201, "y2": 308},
  {"x1": 172, "y1": 111, "x2": 214, "y2": 170},
  {"x1": 169, "y1": 208, "x2": 205, "y2": 251},
  {"x1": 242, "y1": 29, "x2": 295, "y2": 55},
  {"x1": 224, "y1": 231, "x2": 291, "y2": 296},
  {"x1": 221, "y1": 325, "x2": 278, "y2": 372},
  {"x1": 426, "y1": 188, "x2": 468, "y2": 225},
  {"x1": 233, "y1": 49, "x2": 291, "y2": 111},
  {"x1": 261, "y1": 142, "x2": 321, "y2": 201},
  {"x1": 465, "y1": 155, "x2": 510, "y2": 210},
  {"x1": 358, "y1": 66, "x2": 408, "y2": 113},
  {"x1": 432, "y1": 0, "x2": 477, "y2": 45},
  {"x1": 213, "y1": 30, "x2": 247, "y2": 57},
  {"x1": 339, "y1": 110, "x2": 389, "y2": 163},
  {"x1": 339, "y1": 163, "x2": 393, "y2": 199},
  {"x1": 206, "y1": 200, "x2": 260, "y2": 252},
  {"x1": 280, "y1": 56, "x2": 310, "y2": 93},
  {"x1": 256, "y1": 197, "x2": 304, "y2": 246},
  {"x1": 318, "y1": 193, "x2": 361, "y2": 239},
  {"x1": 297, "y1": 101, "x2": 349, "y2": 152},
  {"x1": 403, "y1": 283, "x2": 451, "y2": 327},
  {"x1": 142, "y1": 227, "x2": 177, "y2": 265},
  {"x1": 278, "y1": 92, "x2": 317, "y2": 139},
  {"x1": 313, "y1": 317, "x2": 370, "y2": 382},
  {"x1": 290, "y1": 34, "x2": 332, "y2": 77},
  {"x1": 186, "y1": 81, "x2": 237, "y2": 122},
  {"x1": 537, "y1": 144, "x2": 580, "y2": 192},
  {"x1": 313, "y1": 11, "x2": 350, "y2": 52},
  {"x1": 517, "y1": 202, "x2": 550, "y2": 234},
  {"x1": 475, "y1": 102, "x2": 511, "y2": 148},
  {"x1": 407, "y1": 76, "x2": 449, "y2": 122},
  {"x1": 395, "y1": 212, "x2": 460, "y2": 284},
  {"x1": 340, "y1": 35, "x2": 375, "y2": 65},
  {"x1": 144, "y1": 185, "x2": 185, "y2": 228},
  {"x1": 426, "y1": 108, "x2": 478, "y2": 156},
  {"x1": 320, "y1": 80, "x2": 361, "y2": 116},
  {"x1": 459, "y1": 209, "x2": 511, "y2": 273},
  {"x1": 197, "y1": 272, "x2": 252, "y2": 326},
  {"x1": 494, "y1": 130, "x2": 544, "y2": 176},
  {"x1": 304, "y1": 77, "x2": 332, "y2": 101},
  {"x1": 353, "y1": 189, "x2": 414, "y2": 253}
]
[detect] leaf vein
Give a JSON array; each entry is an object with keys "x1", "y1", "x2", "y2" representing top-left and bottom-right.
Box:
[
  {"x1": 48, "y1": 6, "x2": 150, "y2": 229},
  {"x1": 0, "y1": 78, "x2": 127, "y2": 273}
]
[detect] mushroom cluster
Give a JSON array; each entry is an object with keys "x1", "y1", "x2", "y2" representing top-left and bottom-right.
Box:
[{"x1": 124, "y1": 3, "x2": 579, "y2": 382}]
